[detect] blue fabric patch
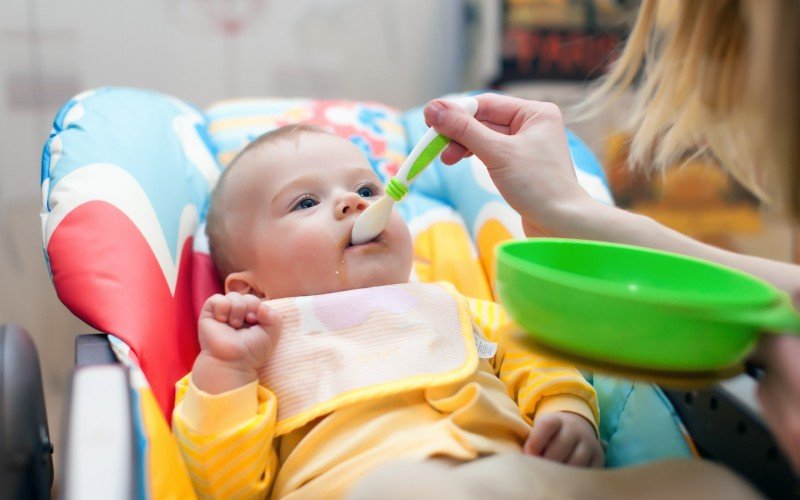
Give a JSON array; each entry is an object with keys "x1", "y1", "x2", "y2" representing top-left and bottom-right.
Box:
[
  {"x1": 594, "y1": 376, "x2": 693, "y2": 466},
  {"x1": 42, "y1": 87, "x2": 219, "y2": 261}
]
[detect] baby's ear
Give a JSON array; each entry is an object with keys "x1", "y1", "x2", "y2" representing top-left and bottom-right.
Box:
[{"x1": 225, "y1": 271, "x2": 267, "y2": 299}]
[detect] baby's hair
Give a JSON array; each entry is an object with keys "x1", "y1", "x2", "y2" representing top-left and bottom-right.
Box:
[{"x1": 206, "y1": 123, "x2": 330, "y2": 282}]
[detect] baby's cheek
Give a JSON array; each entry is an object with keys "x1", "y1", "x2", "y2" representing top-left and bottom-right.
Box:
[
  {"x1": 389, "y1": 217, "x2": 413, "y2": 271},
  {"x1": 284, "y1": 245, "x2": 315, "y2": 269},
  {"x1": 291, "y1": 233, "x2": 339, "y2": 268}
]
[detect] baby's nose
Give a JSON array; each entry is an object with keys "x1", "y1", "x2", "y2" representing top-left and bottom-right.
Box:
[{"x1": 339, "y1": 194, "x2": 368, "y2": 216}]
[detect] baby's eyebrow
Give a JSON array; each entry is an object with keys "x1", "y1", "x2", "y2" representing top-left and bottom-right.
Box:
[
  {"x1": 347, "y1": 166, "x2": 380, "y2": 181},
  {"x1": 347, "y1": 166, "x2": 377, "y2": 175},
  {"x1": 272, "y1": 174, "x2": 319, "y2": 207}
]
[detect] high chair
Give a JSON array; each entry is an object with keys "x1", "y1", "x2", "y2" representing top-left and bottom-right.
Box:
[{"x1": 15, "y1": 87, "x2": 796, "y2": 498}]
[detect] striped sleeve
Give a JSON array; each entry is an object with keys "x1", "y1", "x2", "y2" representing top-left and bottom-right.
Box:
[
  {"x1": 172, "y1": 375, "x2": 279, "y2": 499},
  {"x1": 465, "y1": 297, "x2": 600, "y2": 431}
]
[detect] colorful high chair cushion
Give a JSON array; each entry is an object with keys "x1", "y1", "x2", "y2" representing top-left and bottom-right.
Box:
[
  {"x1": 41, "y1": 88, "x2": 210, "y2": 414},
  {"x1": 41, "y1": 88, "x2": 693, "y2": 497}
]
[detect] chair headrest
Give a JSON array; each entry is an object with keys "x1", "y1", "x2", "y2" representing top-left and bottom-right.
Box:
[{"x1": 41, "y1": 88, "x2": 218, "y2": 415}]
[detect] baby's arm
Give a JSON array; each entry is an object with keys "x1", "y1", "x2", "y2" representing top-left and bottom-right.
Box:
[
  {"x1": 172, "y1": 292, "x2": 283, "y2": 498},
  {"x1": 466, "y1": 297, "x2": 604, "y2": 467}
]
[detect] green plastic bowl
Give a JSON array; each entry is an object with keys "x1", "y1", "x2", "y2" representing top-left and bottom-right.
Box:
[{"x1": 495, "y1": 239, "x2": 800, "y2": 372}]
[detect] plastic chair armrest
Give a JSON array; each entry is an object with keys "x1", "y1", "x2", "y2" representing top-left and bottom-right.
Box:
[
  {"x1": 60, "y1": 364, "x2": 140, "y2": 500},
  {"x1": 663, "y1": 378, "x2": 799, "y2": 498},
  {"x1": 75, "y1": 334, "x2": 117, "y2": 366}
]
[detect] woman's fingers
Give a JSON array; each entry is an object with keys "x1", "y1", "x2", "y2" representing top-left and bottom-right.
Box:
[
  {"x1": 440, "y1": 120, "x2": 510, "y2": 165},
  {"x1": 756, "y1": 335, "x2": 800, "y2": 473},
  {"x1": 472, "y1": 93, "x2": 541, "y2": 126},
  {"x1": 424, "y1": 99, "x2": 507, "y2": 162},
  {"x1": 440, "y1": 141, "x2": 469, "y2": 165}
]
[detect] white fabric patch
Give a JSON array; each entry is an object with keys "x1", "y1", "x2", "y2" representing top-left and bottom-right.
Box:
[
  {"x1": 261, "y1": 283, "x2": 470, "y2": 426},
  {"x1": 44, "y1": 163, "x2": 198, "y2": 295},
  {"x1": 473, "y1": 330, "x2": 498, "y2": 359}
]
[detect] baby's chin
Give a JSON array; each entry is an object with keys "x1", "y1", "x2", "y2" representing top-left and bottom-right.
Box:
[
  {"x1": 269, "y1": 270, "x2": 409, "y2": 299},
  {"x1": 335, "y1": 273, "x2": 408, "y2": 294},
  {"x1": 310, "y1": 269, "x2": 408, "y2": 297}
]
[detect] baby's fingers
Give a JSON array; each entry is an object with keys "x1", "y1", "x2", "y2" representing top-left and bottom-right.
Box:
[
  {"x1": 204, "y1": 294, "x2": 232, "y2": 323},
  {"x1": 542, "y1": 432, "x2": 579, "y2": 463},
  {"x1": 257, "y1": 303, "x2": 283, "y2": 335},
  {"x1": 524, "y1": 416, "x2": 562, "y2": 456},
  {"x1": 242, "y1": 294, "x2": 263, "y2": 325},
  {"x1": 565, "y1": 441, "x2": 595, "y2": 467},
  {"x1": 226, "y1": 292, "x2": 248, "y2": 328}
]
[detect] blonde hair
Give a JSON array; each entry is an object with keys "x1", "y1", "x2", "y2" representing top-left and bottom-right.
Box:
[
  {"x1": 579, "y1": 0, "x2": 800, "y2": 218},
  {"x1": 206, "y1": 123, "x2": 329, "y2": 281}
]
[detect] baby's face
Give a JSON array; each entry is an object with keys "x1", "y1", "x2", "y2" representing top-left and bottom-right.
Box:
[{"x1": 230, "y1": 132, "x2": 413, "y2": 299}]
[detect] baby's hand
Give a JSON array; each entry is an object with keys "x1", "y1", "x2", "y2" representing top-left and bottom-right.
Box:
[
  {"x1": 192, "y1": 292, "x2": 282, "y2": 394},
  {"x1": 523, "y1": 412, "x2": 604, "y2": 468}
]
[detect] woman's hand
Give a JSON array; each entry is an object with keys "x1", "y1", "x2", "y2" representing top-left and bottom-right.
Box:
[
  {"x1": 424, "y1": 93, "x2": 595, "y2": 235},
  {"x1": 753, "y1": 334, "x2": 800, "y2": 473},
  {"x1": 192, "y1": 292, "x2": 282, "y2": 394}
]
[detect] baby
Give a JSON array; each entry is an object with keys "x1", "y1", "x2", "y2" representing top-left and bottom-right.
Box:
[{"x1": 172, "y1": 124, "x2": 603, "y2": 499}]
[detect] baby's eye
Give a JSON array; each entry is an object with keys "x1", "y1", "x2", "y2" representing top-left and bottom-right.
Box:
[
  {"x1": 357, "y1": 186, "x2": 374, "y2": 198},
  {"x1": 294, "y1": 198, "x2": 317, "y2": 210}
]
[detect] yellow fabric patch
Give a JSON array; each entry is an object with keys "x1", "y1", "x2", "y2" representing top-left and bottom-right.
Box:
[
  {"x1": 139, "y1": 387, "x2": 197, "y2": 499},
  {"x1": 413, "y1": 221, "x2": 492, "y2": 300},
  {"x1": 476, "y1": 218, "x2": 513, "y2": 298}
]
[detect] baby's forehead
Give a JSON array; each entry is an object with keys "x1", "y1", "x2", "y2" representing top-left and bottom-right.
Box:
[{"x1": 244, "y1": 133, "x2": 372, "y2": 173}]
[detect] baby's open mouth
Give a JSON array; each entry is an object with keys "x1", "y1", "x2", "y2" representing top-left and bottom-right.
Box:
[{"x1": 347, "y1": 233, "x2": 382, "y2": 248}]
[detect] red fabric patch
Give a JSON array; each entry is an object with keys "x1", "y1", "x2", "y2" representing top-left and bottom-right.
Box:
[
  {"x1": 48, "y1": 201, "x2": 200, "y2": 419},
  {"x1": 192, "y1": 252, "x2": 223, "y2": 320}
]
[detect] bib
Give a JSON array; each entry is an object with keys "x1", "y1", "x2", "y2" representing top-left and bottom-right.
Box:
[{"x1": 261, "y1": 282, "x2": 479, "y2": 435}]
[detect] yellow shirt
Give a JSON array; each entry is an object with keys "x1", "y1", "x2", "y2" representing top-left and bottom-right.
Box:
[{"x1": 173, "y1": 297, "x2": 599, "y2": 499}]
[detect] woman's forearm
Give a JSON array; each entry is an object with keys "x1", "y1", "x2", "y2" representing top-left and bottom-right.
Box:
[{"x1": 543, "y1": 199, "x2": 800, "y2": 297}]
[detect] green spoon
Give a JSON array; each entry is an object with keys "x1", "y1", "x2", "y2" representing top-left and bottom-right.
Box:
[{"x1": 495, "y1": 238, "x2": 800, "y2": 373}]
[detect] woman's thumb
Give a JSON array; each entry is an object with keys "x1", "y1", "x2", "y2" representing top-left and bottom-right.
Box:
[{"x1": 424, "y1": 99, "x2": 498, "y2": 159}]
